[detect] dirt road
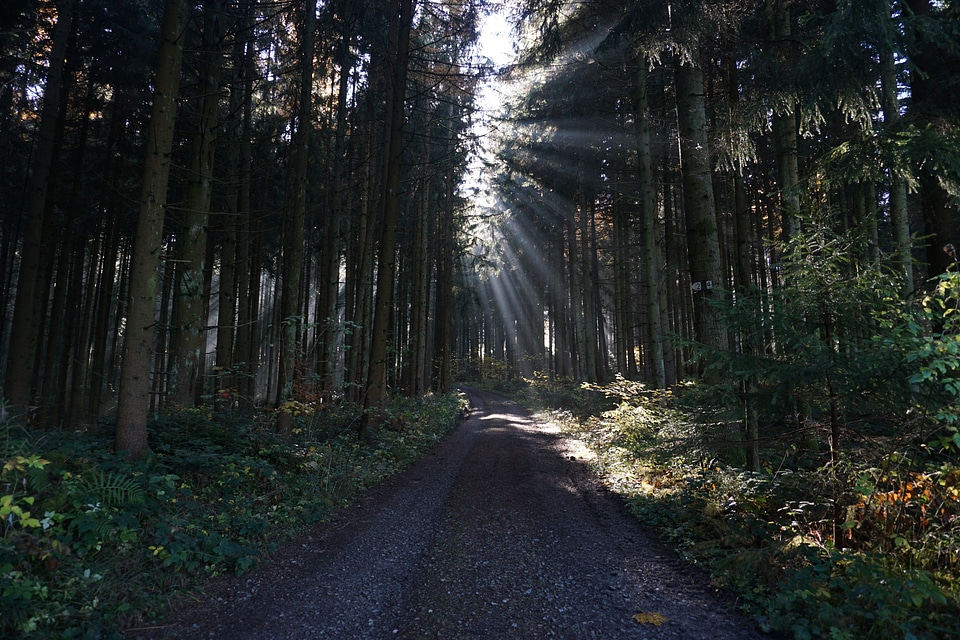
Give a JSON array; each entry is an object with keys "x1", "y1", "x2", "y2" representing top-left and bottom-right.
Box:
[{"x1": 128, "y1": 388, "x2": 771, "y2": 639}]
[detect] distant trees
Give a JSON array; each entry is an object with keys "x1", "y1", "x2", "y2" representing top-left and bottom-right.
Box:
[
  {"x1": 465, "y1": 0, "x2": 958, "y2": 466},
  {"x1": 4, "y1": 0, "x2": 76, "y2": 417},
  {"x1": 0, "y1": 0, "x2": 483, "y2": 455}
]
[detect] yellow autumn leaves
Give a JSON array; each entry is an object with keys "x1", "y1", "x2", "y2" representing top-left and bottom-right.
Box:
[{"x1": 632, "y1": 611, "x2": 668, "y2": 626}]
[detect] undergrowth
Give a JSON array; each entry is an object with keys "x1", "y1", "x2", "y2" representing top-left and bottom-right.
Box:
[
  {"x1": 529, "y1": 375, "x2": 960, "y2": 640},
  {"x1": 0, "y1": 392, "x2": 466, "y2": 638}
]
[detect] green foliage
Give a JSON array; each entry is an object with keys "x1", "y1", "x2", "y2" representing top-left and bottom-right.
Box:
[
  {"x1": 766, "y1": 553, "x2": 955, "y2": 640},
  {"x1": 454, "y1": 356, "x2": 527, "y2": 396},
  {"x1": 0, "y1": 392, "x2": 465, "y2": 637},
  {"x1": 70, "y1": 471, "x2": 145, "y2": 508},
  {"x1": 537, "y1": 377, "x2": 960, "y2": 640},
  {"x1": 535, "y1": 216, "x2": 960, "y2": 639},
  {"x1": 518, "y1": 371, "x2": 610, "y2": 418},
  {"x1": 701, "y1": 210, "x2": 910, "y2": 435},
  {"x1": 906, "y1": 271, "x2": 960, "y2": 443}
]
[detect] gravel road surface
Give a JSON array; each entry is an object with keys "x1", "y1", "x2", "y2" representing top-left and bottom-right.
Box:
[{"x1": 127, "y1": 388, "x2": 772, "y2": 639}]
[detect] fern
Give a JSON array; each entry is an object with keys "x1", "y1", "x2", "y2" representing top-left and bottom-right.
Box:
[{"x1": 72, "y1": 471, "x2": 145, "y2": 507}]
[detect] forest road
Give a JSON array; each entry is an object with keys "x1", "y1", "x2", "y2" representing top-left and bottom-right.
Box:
[{"x1": 127, "y1": 388, "x2": 774, "y2": 640}]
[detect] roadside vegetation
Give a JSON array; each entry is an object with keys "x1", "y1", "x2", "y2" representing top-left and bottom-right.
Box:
[
  {"x1": 535, "y1": 381, "x2": 958, "y2": 640},
  {"x1": 0, "y1": 392, "x2": 466, "y2": 638},
  {"x1": 487, "y1": 272, "x2": 960, "y2": 640}
]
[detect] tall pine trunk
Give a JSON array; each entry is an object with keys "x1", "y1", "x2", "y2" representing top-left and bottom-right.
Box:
[
  {"x1": 579, "y1": 188, "x2": 598, "y2": 383},
  {"x1": 675, "y1": 57, "x2": 727, "y2": 354},
  {"x1": 407, "y1": 110, "x2": 432, "y2": 396},
  {"x1": 433, "y1": 156, "x2": 455, "y2": 394},
  {"x1": 277, "y1": 0, "x2": 315, "y2": 422},
  {"x1": 635, "y1": 61, "x2": 666, "y2": 388},
  {"x1": 902, "y1": 0, "x2": 955, "y2": 279},
  {"x1": 115, "y1": 0, "x2": 188, "y2": 458},
  {"x1": 766, "y1": 3, "x2": 801, "y2": 243},
  {"x1": 881, "y1": 44, "x2": 912, "y2": 294},
  {"x1": 363, "y1": 0, "x2": 415, "y2": 435},
  {"x1": 317, "y1": 31, "x2": 354, "y2": 395},
  {"x1": 169, "y1": 0, "x2": 224, "y2": 407}
]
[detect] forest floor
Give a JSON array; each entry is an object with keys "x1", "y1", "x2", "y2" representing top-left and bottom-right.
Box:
[{"x1": 123, "y1": 388, "x2": 775, "y2": 640}]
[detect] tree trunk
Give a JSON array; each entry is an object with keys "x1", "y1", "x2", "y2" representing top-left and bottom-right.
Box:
[
  {"x1": 277, "y1": 0, "x2": 316, "y2": 415},
  {"x1": 408, "y1": 110, "x2": 432, "y2": 396},
  {"x1": 433, "y1": 164, "x2": 454, "y2": 394},
  {"x1": 115, "y1": 0, "x2": 188, "y2": 459},
  {"x1": 635, "y1": 61, "x2": 666, "y2": 388},
  {"x1": 169, "y1": 0, "x2": 224, "y2": 407},
  {"x1": 675, "y1": 56, "x2": 727, "y2": 354},
  {"x1": 318, "y1": 28, "x2": 354, "y2": 395},
  {"x1": 88, "y1": 212, "x2": 121, "y2": 422},
  {"x1": 363, "y1": 0, "x2": 415, "y2": 435},
  {"x1": 233, "y1": 3, "x2": 256, "y2": 413},
  {"x1": 346, "y1": 120, "x2": 378, "y2": 403},
  {"x1": 579, "y1": 188, "x2": 598, "y2": 383},
  {"x1": 612, "y1": 195, "x2": 631, "y2": 377},
  {"x1": 902, "y1": 0, "x2": 957, "y2": 280},
  {"x1": 880, "y1": 46, "x2": 912, "y2": 295},
  {"x1": 766, "y1": 3, "x2": 801, "y2": 243},
  {"x1": 43, "y1": 76, "x2": 93, "y2": 429}
]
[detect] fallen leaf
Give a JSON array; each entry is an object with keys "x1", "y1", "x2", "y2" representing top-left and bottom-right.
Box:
[{"x1": 632, "y1": 611, "x2": 668, "y2": 626}]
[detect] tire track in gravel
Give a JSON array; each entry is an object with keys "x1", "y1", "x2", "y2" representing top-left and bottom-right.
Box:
[{"x1": 128, "y1": 388, "x2": 774, "y2": 640}]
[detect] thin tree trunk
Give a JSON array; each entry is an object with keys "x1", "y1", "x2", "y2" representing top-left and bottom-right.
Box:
[
  {"x1": 217, "y1": 202, "x2": 238, "y2": 408},
  {"x1": 408, "y1": 113, "x2": 431, "y2": 396},
  {"x1": 767, "y1": 3, "x2": 801, "y2": 243},
  {"x1": 346, "y1": 130, "x2": 376, "y2": 404},
  {"x1": 238, "y1": 221, "x2": 262, "y2": 410},
  {"x1": 214, "y1": 2, "x2": 249, "y2": 409},
  {"x1": 234, "y1": 6, "x2": 256, "y2": 413},
  {"x1": 44, "y1": 78, "x2": 93, "y2": 428},
  {"x1": 69, "y1": 243, "x2": 96, "y2": 426},
  {"x1": 277, "y1": 0, "x2": 316, "y2": 421},
  {"x1": 662, "y1": 178, "x2": 681, "y2": 383},
  {"x1": 433, "y1": 176, "x2": 454, "y2": 394},
  {"x1": 363, "y1": 0, "x2": 415, "y2": 435},
  {"x1": 88, "y1": 214, "x2": 120, "y2": 421},
  {"x1": 580, "y1": 189, "x2": 598, "y2": 383},
  {"x1": 879, "y1": 42, "x2": 913, "y2": 294},
  {"x1": 635, "y1": 61, "x2": 666, "y2": 388},
  {"x1": 903, "y1": 0, "x2": 958, "y2": 279}
]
